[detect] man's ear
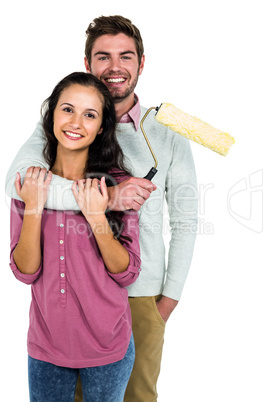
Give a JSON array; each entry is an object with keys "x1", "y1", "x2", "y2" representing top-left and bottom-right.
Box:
[
  {"x1": 138, "y1": 54, "x2": 145, "y2": 76},
  {"x1": 84, "y1": 57, "x2": 91, "y2": 73}
]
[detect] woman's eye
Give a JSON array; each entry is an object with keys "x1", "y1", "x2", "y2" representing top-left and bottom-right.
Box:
[
  {"x1": 85, "y1": 113, "x2": 95, "y2": 119},
  {"x1": 63, "y1": 107, "x2": 73, "y2": 113}
]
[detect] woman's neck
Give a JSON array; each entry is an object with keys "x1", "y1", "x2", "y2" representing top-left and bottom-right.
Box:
[{"x1": 51, "y1": 145, "x2": 88, "y2": 180}]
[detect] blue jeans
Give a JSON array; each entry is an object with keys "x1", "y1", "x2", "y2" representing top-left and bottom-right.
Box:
[{"x1": 28, "y1": 334, "x2": 135, "y2": 402}]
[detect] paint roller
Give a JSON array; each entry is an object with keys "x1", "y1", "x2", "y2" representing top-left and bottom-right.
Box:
[{"x1": 141, "y1": 103, "x2": 235, "y2": 181}]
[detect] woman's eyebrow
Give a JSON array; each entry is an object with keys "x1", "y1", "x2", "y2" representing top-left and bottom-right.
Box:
[
  {"x1": 60, "y1": 102, "x2": 74, "y2": 107},
  {"x1": 85, "y1": 108, "x2": 100, "y2": 116},
  {"x1": 60, "y1": 103, "x2": 100, "y2": 116}
]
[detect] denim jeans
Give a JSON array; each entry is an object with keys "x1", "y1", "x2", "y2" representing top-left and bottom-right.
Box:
[{"x1": 28, "y1": 334, "x2": 135, "y2": 402}]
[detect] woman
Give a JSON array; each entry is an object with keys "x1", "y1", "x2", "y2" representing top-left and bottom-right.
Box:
[{"x1": 9, "y1": 72, "x2": 141, "y2": 401}]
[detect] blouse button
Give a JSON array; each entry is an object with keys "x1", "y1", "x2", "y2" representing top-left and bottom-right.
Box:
[
  {"x1": 61, "y1": 273, "x2": 65, "y2": 278},
  {"x1": 61, "y1": 289, "x2": 65, "y2": 294},
  {"x1": 59, "y1": 240, "x2": 64, "y2": 244},
  {"x1": 60, "y1": 256, "x2": 64, "y2": 261},
  {"x1": 60, "y1": 223, "x2": 64, "y2": 228}
]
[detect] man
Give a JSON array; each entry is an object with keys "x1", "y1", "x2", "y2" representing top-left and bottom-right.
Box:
[{"x1": 6, "y1": 15, "x2": 198, "y2": 401}]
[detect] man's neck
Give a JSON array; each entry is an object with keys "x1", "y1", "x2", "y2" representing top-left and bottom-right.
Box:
[{"x1": 114, "y1": 93, "x2": 136, "y2": 122}]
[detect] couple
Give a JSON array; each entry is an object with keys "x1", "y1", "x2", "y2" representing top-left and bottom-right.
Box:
[{"x1": 7, "y1": 15, "x2": 198, "y2": 402}]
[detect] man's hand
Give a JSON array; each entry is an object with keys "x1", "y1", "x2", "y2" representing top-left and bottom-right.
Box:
[
  {"x1": 156, "y1": 296, "x2": 178, "y2": 323},
  {"x1": 107, "y1": 177, "x2": 157, "y2": 211}
]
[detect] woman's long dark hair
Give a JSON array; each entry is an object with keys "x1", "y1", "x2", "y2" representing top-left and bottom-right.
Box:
[{"x1": 42, "y1": 72, "x2": 132, "y2": 241}]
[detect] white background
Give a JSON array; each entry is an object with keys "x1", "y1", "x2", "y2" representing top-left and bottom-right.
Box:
[{"x1": 1, "y1": 0, "x2": 267, "y2": 401}]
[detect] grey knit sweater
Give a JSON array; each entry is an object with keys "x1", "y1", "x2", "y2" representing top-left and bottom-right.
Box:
[{"x1": 6, "y1": 105, "x2": 198, "y2": 300}]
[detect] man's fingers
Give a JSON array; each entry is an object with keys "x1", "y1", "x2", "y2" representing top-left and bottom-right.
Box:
[
  {"x1": 128, "y1": 177, "x2": 157, "y2": 192},
  {"x1": 135, "y1": 187, "x2": 151, "y2": 201},
  {"x1": 120, "y1": 183, "x2": 153, "y2": 202}
]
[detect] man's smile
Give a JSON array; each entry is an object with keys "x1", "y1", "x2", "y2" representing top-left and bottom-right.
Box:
[{"x1": 105, "y1": 78, "x2": 126, "y2": 84}]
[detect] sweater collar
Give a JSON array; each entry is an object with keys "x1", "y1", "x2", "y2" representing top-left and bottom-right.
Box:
[{"x1": 118, "y1": 94, "x2": 141, "y2": 131}]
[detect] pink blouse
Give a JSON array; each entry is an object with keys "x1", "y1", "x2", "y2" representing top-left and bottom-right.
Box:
[{"x1": 9, "y1": 198, "x2": 141, "y2": 368}]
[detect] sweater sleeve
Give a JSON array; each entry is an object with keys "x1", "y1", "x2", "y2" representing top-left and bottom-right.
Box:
[
  {"x1": 163, "y1": 135, "x2": 198, "y2": 301},
  {"x1": 5, "y1": 120, "x2": 80, "y2": 211},
  {"x1": 107, "y1": 210, "x2": 141, "y2": 287},
  {"x1": 9, "y1": 199, "x2": 42, "y2": 285}
]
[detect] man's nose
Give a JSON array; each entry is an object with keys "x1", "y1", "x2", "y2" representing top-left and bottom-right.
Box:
[{"x1": 109, "y1": 57, "x2": 121, "y2": 71}]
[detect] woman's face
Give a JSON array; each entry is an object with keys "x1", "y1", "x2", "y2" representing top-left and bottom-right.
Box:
[{"x1": 53, "y1": 84, "x2": 104, "y2": 152}]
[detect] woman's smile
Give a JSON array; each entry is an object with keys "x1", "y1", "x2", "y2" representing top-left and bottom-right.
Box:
[{"x1": 63, "y1": 130, "x2": 84, "y2": 140}]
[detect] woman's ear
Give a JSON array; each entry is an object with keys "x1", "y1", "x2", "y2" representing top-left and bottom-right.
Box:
[{"x1": 98, "y1": 127, "x2": 103, "y2": 135}]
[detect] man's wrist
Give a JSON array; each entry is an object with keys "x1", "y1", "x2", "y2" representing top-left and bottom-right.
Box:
[
  {"x1": 107, "y1": 186, "x2": 115, "y2": 210},
  {"x1": 156, "y1": 295, "x2": 179, "y2": 322}
]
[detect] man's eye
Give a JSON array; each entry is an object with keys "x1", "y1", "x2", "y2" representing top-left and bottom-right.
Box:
[
  {"x1": 122, "y1": 56, "x2": 131, "y2": 60},
  {"x1": 99, "y1": 56, "x2": 108, "y2": 61}
]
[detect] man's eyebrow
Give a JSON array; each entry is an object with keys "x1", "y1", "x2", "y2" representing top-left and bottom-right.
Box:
[
  {"x1": 120, "y1": 51, "x2": 136, "y2": 56},
  {"x1": 93, "y1": 51, "x2": 110, "y2": 57},
  {"x1": 93, "y1": 51, "x2": 136, "y2": 57}
]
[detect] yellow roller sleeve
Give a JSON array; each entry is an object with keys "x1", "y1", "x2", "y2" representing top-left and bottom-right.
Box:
[{"x1": 155, "y1": 103, "x2": 235, "y2": 156}]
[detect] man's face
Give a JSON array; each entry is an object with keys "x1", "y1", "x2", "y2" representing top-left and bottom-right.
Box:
[{"x1": 85, "y1": 33, "x2": 144, "y2": 103}]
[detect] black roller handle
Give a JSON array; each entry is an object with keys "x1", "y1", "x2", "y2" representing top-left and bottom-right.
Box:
[{"x1": 143, "y1": 167, "x2": 158, "y2": 181}]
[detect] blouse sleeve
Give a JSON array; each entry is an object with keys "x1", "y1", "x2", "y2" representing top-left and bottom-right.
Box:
[
  {"x1": 107, "y1": 210, "x2": 141, "y2": 287},
  {"x1": 9, "y1": 199, "x2": 42, "y2": 284}
]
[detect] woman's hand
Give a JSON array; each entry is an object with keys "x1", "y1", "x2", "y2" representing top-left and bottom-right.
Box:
[
  {"x1": 72, "y1": 177, "x2": 108, "y2": 222},
  {"x1": 15, "y1": 167, "x2": 52, "y2": 214},
  {"x1": 72, "y1": 177, "x2": 131, "y2": 273}
]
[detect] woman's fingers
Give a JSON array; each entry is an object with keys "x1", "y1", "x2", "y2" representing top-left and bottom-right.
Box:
[
  {"x1": 77, "y1": 179, "x2": 86, "y2": 190},
  {"x1": 31, "y1": 167, "x2": 42, "y2": 179},
  {"x1": 24, "y1": 166, "x2": 50, "y2": 181},
  {"x1": 45, "y1": 170, "x2": 53, "y2": 185},
  {"x1": 15, "y1": 172, "x2": 22, "y2": 196},
  {"x1": 25, "y1": 166, "x2": 35, "y2": 178},
  {"x1": 71, "y1": 181, "x2": 78, "y2": 199},
  {"x1": 99, "y1": 177, "x2": 108, "y2": 199},
  {"x1": 85, "y1": 178, "x2": 92, "y2": 190}
]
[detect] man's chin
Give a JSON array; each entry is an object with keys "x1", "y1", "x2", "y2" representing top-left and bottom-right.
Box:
[
  {"x1": 108, "y1": 81, "x2": 137, "y2": 102},
  {"x1": 110, "y1": 91, "x2": 131, "y2": 103}
]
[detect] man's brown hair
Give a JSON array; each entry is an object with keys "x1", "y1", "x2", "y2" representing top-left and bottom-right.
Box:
[{"x1": 85, "y1": 15, "x2": 144, "y2": 67}]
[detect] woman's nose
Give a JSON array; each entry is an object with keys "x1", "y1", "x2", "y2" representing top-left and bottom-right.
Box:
[{"x1": 69, "y1": 113, "x2": 81, "y2": 128}]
